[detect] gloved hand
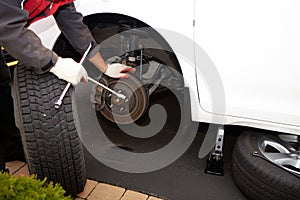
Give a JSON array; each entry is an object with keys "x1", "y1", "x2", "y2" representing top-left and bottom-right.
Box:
[
  {"x1": 104, "y1": 63, "x2": 135, "y2": 78},
  {"x1": 50, "y1": 57, "x2": 88, "y2": 85}
]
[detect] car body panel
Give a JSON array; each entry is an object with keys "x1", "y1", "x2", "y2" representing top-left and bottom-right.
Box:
[{"x1": 195, "y1": 0, "x2": 300, "y2": 127}]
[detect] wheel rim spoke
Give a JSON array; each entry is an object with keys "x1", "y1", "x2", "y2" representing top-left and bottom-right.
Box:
[
  {"x1": 264, "y1": 152, "x2": 298, "y2": 167},
  {"x1": 259, "y1": 137, "x2": 300, "y2": 174},
  {"x1": 262, "y1": 139, "x2": 292, "y2": 154}
]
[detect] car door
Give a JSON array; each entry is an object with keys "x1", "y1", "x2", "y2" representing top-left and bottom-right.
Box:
[{"x1": 194, "y1": 0, "x2": 300, "y2": 127}]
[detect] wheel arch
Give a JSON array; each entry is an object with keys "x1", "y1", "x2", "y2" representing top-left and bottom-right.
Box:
[
  {"x1": 53, "y1": 12, "x2": 183, "y2": 75},
  {"x1": 52, "y1": 12, "x2": 204, "y2": 124}
]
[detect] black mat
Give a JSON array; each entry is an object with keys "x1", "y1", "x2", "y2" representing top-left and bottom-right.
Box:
[
  {"x1": 78, "y1": 88, "x2": 247, "y2": 200},
  {"x1": 84, "y1": 130, "x2": 246, "y2": 200}
]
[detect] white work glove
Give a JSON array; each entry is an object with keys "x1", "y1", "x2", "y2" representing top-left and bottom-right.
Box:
[
  {"x1": 104, "y1": 63, "x2": 135, "y2": 78},
  {"x1": 50, "y1": 57, "x2": 88, "y2": 85}
]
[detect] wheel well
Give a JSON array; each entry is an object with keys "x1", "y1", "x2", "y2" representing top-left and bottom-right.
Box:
[{"x1": 53, "y1": 13, "x2": 182, "y2": 75}]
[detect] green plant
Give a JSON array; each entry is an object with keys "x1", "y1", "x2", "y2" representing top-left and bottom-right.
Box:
[{"x1": 0, "y1": 172, "x2": 72, "y2": 200}]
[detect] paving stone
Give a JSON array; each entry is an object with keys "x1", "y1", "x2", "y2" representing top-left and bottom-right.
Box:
[
  {"x1": 13, "y1": 165, "x2": 30, "y2": 177},
  {"x1": 121, "y1": 190, "x2": 148, "y2": 200},
  {"x1": 87, "y1": 183, "x2": 125, "y2": 200},
  {"x1": 77, "y1": 179, "x2": 98, "y2": 199},
  {"x1": 7, "y1": 161, "x2": 164, "y2": 200},
  {"x1": 148, "y1": 196, "x2": 165, "y2": 200},
  {"x1": 6, "y1": 161, "x2": 26, "y2": 175}
]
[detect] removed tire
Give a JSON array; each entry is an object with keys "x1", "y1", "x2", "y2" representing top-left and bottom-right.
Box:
[
  {"x1": 232, "y1": 131, "x2": 300, "y2": 200},
  {"x1": 13, "y1": 64, "x2": 86, "y2": 195}
]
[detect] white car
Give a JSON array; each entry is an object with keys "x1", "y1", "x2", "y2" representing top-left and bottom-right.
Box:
[{"x1": 13, "y1": 0, "x2": 299, "y2": 199}]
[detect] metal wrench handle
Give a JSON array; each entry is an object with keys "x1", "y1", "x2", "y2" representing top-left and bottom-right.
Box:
[
  {"x1": 88, "y1": 77, "x2": 126, "y2": 100},
  {"x1": 54, "y1": 43, "x2": 92, "y2": 109},
  {"x1": 54, "y1": 83, "x2": 71, "y2": 109}
]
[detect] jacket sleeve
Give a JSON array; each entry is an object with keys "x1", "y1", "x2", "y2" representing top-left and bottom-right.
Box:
[
  {"x1": 53, "y1": 3, "x2": 96, "y2": 56},
  {"x1": 0, "y1": 0, "x2": 58, "y2": 74}
]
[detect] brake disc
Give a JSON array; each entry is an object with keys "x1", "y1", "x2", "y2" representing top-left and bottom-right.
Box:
[{"x1": 95, "y1": 74, "x2": 148, "y2": 124}]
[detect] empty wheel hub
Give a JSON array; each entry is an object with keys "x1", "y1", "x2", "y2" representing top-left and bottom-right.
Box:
[
  {"x1": 94, "y1": 74, "x2": 148, "y2": 124},
  {"x1": 108, "y1": 91, "x2": 130, "y2": 114}
]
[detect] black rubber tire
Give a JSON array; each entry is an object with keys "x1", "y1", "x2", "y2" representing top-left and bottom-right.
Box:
[
  {"x1": 232, "y1": 131, "x2": 300, "y2": 200},
  {"x1": 12, "y1": 64, "x2": 86, "y2": 195}
]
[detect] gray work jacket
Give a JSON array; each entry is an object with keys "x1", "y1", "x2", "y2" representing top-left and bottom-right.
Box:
[{"x1": 0, "y1": 0, "x2": 95, "y2": 74}]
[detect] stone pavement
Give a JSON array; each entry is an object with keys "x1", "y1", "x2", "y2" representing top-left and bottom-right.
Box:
[{"x1": 6, "y1": 161, "x2": 164, "y2": 200}]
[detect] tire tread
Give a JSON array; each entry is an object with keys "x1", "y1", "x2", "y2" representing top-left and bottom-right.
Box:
[{"x1": 13, "y1": 65, "x2": 86, "y2": 195}]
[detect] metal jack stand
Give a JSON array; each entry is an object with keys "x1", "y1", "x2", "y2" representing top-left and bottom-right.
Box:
[{"x1": 205, "y1": 126, "x2": 225, "y2": 176}]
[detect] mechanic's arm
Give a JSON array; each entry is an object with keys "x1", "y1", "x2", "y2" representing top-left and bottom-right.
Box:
[
  {"x1": 53, "y1": 3, "x2": 134, "y2": 78},
  {"x1": 0, "y1": 0, "x2": 57, "y2": 74},
  {"x1": 0, "y1": 0, "x2": 87, "y2": 85}
]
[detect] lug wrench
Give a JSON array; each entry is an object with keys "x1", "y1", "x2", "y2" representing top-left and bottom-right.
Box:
[
  {"x1": 54, "y1": 44, "x2": 92, "y2": 109},
  {"x1": 87, "y1": 77, "x2": 126, "y2": 100},
  {"x1": 54, "y1": 44, "x2": 126, "y2": 109}
]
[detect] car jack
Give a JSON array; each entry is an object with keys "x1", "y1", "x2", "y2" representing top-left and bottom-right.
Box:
[{"x1": 205, "y1": 126, "x2": 225, "y2": 176}]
